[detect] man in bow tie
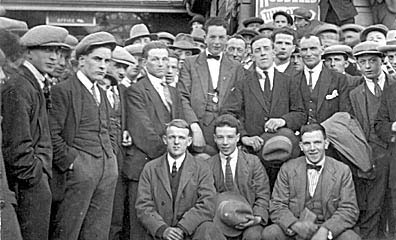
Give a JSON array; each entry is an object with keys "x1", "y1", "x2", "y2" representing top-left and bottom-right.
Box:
[{"x1": 263, "y1": 123, "x2": 360, "y2": 240}]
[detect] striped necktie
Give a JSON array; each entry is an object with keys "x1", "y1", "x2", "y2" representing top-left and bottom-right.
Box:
[
  {"x1": 225, "y1": 156, "x2": 234, "y2": 191},
  {"x1": 171, "y1": 161, "x2": 177, "y2": 178}
]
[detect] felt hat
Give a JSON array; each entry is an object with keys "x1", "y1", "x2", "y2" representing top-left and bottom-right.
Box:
[
  {"x1": 293, "y1": 8, "x2": 312, "y2": 20},
  {"x1": 124, "y1": 23, "x2": 158, "y2": 46},
  {"x1": 189, "y1": 14, "x2": 205, "y2": 26},
  {"x1": 124, "y1": 43, "x2": 144, "y2": 57},
  {"x1": 360, "y1": 24, "x2": 389, "y2": 42},
  {"x1": 191, "y1": 28, "x2": 206, "y2": 43},
  {"x1": 75, "y1": 31, "x2": 117, "y2": 58},
  {"x1": 0, "y1": 17, "x2": 28, "y2": 36},
  {"x1": 340, "y1": 23, "x2": 364, "y2": 33},
  {"x1": 378, "y1": 39, "x2": 396, "y2": 53},
  {"x1": 169, "y1": 33, "x2": 200, "y2": 55},
  {"x1": 214, "y1": 192, "x2": 254, "y2": 237},
  {"x1": 20, "y1": 25, "x2": 69, "y2": 48},
  {"x1": 322, "y1": 44, "x2": 353, "y2": 59},
  {"x1": 242, "y1": 17, "x2": 264, "y2": 28},
  {"x1": 112, "y1": 46, "x2": 136, "y2": 65},
  {"x1": 273, "y1": 11, "x2": 293, "y2": 25},
  {"x1": 353, "y1": 41, "x2": 383, "y2": 57}
]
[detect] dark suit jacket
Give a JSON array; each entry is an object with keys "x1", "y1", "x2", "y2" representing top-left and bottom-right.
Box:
[
  {"x1": 283, "y1": 62, "x2": 296, "y2": 77},
  {"x1": 207, "y1": 150, "x2": 270, "y2": 224},
  {"x1": 294, "y1": 66, "x2": 352, "y2": 124},
  {"x1": 270, "y1": 156, "x2": 359, "y2": 237},
  {"x1": 135, "y1": 152, "x2": 216, "y2": 238},
  {"x1": 1, "y1": 65, "x2": 52, "y2": 187},
  {"x1": 319, "y1": 0, "x2": 358, "y2": 21},
  {"x1": 222, "y1": 67, "x2": 306, "y2": 136},
  {"x1": 118, "y1": 84, "x2": 128, "y2": 132},
  {"x1": 178, "y1": 52, "x2": 244, "y2": 124},
  {"x1": 124, "y1": 76, "x2": 184, "y2": 180}
]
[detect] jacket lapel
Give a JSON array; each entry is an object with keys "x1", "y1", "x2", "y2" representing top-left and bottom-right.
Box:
[
  {"x1": 196, "y1": 53, "x2": 210, "y2": 101},
  {"x1": 155, "y1": 155, "x2": 172, "y2": 199},
  {"x1": 320, "y1": 157, "x2": 337, "y2": 215},
  {"x1": 70, "y1": 75, "x2": 82, "y2": 131},
  {"x1": 354, "y1": 85, "x2": 368, "y2": 128},
  {"x1": 142, "y1": 77, "x2": 169, "y2": 123},
  {"x1": 174, "y1": 153, "x2": 195, "y2": 210},
  {"x1": 211, "y1": 154, "x2": 224, "y2": 192},
  {"x1": 236, "y1": 151, "x2": 249, "y2": 193},
  {"x1": 218, "y1": 56, "x2": 234, "y2": 106},
  {"x1": 316, "y1": 68, "x2": 332, "y2": 112},
  {"x1": 293, "y1": 158, "x2": 307, "y2": 213},
  {"x1": 248, "y1": 68, "x2": 268, "y2": 111}
]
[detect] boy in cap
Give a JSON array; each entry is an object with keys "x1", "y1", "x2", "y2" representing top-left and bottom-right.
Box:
[
  {"x1": 49, "y1": 31, "x2": 118, "y2": 240},
  {"x1": 2, "y1": 24, "x2": 68, "y2": 240},
  {"x1": 341, "y1": 24, "x2": 364, "y2": 48}
]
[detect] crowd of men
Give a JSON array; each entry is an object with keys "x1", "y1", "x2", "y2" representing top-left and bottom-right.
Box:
[{"x1": 1, "y1": 5, "x2": 396, "y2": 240}]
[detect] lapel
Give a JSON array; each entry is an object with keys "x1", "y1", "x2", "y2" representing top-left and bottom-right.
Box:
[
  {"x1": 210, "y1": 154, "x2": 224, "y2": 191},
  {"x1": 20, "y1": 65, "x2": 43, "y2": 95},
  {"x1": 118, "y1": 84, "x2": 126, "y2": 130},
  {"x1": 316, "y1": 67, "x2": 332, "y2": 112},
  {"x1": 292, "y1": 157, "x2": 308, "y2": 213},
  {"x1": 196, "y1": 53, "x2": 211, "y2": 101},
  {"x1": 247, "y1": 67, "x2": 268, "y2": 111},
  {"x1": 155, "y1": 155, "x2": 172, "y2": 200},
  {"x1": 174, "y1": 153, "x2": 195, "y2": 211},
  {"x1": 142, "y1": 77, "x2": 169, "y2": 123},
  {"x1": 269, "y1": 70, "x2": 284, "y2": 113},
  {"x1": 354, "y1": 84, "x2": 368, "y2": 125},
  {"x1": 218, "y1": 56, "x2": 234, "y2": 106},
  {"x1": 236, "y1": 151, "x2": 250, "y2": 192},
  {"x1": 320, "y1": 157, "x2": 337, "y2": 213},
  {"x1": 70, "y1": 74, "x2": 83, "y2": 130},
  {"x1": 169, "y1": 86, "x2": 179, "y2": 118}
]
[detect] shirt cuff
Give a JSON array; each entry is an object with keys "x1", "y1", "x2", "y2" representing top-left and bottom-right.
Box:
[{"x1": 155, "y1": 224, "x2": 168, "y2": 239}]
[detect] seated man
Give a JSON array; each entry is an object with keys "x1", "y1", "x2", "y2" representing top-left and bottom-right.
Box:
[
  {"x1": 135, "y1": 119, "x2": 223, "y2": 240},
  {"x1": 207, "y1": 114, "x2": 270, "y2": 240},
  {"x1": 263, "y1": 123, "x2": 360, "y2": 240}
]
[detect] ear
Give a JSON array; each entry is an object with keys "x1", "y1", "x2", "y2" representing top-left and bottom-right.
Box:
[
  {"x1": 142, "y1": 58, "x2": 147, "y2": 68},
  {"x1": 291, "y1": 45, "x2": 296, "y2": 54},
  {"x1": 344, "y1": 59, "x2": 350, "y2": 68},
  {"x1": 299, "y1": 142, "x2": 303, "y2": 151},
  {"x1": 187, "y1": 136, "x2": 193, "y2": 147},
  {"x1": 324, "y1": 138, "x2": 330, "y2": 150},
  {"x1": 236, "y1": 133, "x2": 240, "y2": 142},
  {"x1": 162, "y1": 135, "x2": 167, "y2": 145}
]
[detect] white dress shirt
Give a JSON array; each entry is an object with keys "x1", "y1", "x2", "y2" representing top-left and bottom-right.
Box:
[
  {"x1": 167, "y1": 153, "x2": 186, "y2": 173},
  {"x1": 275, "y1": 61, "x2": 290, "y2": 73},
  {"x1": 364, "y1": 71, "x2": 386, "y2": 95},
  {"x1": 306, "y1": 157, "x2": 325, "y2": 197},
  {"x1": 146, "y1": 71, "x2": 169, "y2": 107},
  {"x1": 220, "y1": 148, "x2": 238, "y2": 181},
  {"x1": 304, "y1": 61, "x2": 323, "y2": 90},
  {"x1": 23, "y1": 60, "x2": 46, "y2": 89},
  {"x1": 206, "y1": 49, "x2": 222, "y2": 90},
  {"x1": 256, "y1": 65, "x2": 275, "y2": 91},
  {"x1": 77, "y1": 70, "x2": 101, "y2": 104}
]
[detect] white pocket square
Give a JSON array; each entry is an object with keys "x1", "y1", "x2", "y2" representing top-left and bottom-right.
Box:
[{"x1": 325, "y1": 90, "x2": 339, "y2": 100}]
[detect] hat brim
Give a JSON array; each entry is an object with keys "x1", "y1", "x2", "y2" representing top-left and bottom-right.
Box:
[
  {"x1": 112, "y1": 58, "x2": 132, "y2": 66},
  {"x1": 169, "y1": 45, "x2": 201, "y2": 55},
  {"x1": 124, "y1": 33, "x2": 158, "y2": 46},
  {"x1": 354, "y1": 50, "x2": 384, "y2": 57},
  {"x1": 378, "y1": 45, "x2": 396, "y2": 53},
  {"x1": 322, "y1": 51, "x2": 351, "y2": 59},
  {"x1": 38, "y1": 42, "x2": 72, "y2": 49}
]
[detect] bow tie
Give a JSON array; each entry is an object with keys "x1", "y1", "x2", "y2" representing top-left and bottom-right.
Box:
[
  {"x1": 207, "y1": 54, "x2": 220, "y2": 60},
  {"x1": 307, "y1": 164, "x2": 322, "y2": 171}
]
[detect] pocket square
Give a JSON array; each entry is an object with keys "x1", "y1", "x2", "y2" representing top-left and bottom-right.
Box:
[{"x1": 325, "y1": 89, "x2": 339, "y2": 100}]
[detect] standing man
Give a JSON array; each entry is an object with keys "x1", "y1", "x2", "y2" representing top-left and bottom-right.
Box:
[
  {"x1": 135, "y1": 119, "x2": 223, "y2": 240},
  {"x1": 1, "y1": 25, "x2": 68, "y2": 240},
  {"x1": 124, "y1": 41, "x2": 185, "y2": 239},
  {"x1": 272, "y1": 27, "x2": 298, "y2": 76},
  {"x1": 178, "y1": 17, "x2": 244, "y2": 154},
  {"x1": 49, "y1": 32, "x2": 118, "y2": 240},
  {"x1": 263, "y1": 124, "x2": 360, "y2": 240},
  {"x1": 208, "y1": 114, "x2": 270, "y2": 240}
]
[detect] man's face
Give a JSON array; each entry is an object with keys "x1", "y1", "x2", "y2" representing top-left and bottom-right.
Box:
[
  {"x1": 163, "y1": 126, "x2": 192, "y2": 159},
  {"x1": 366, "y1": 31, "x2": 386, "y2": 46},
  {"x1": 291, "y1": 52, "x2": 304, "y2": 71},
  {"x1": 247, "y1": 22, "x2": 261, "y2": 31},
  {"x1": 165, "y1": 56, "x2": 179, "y2": 84},
  {"x1": 226, "y1": 38, "x2": 246, "y2": 62},
  {"x1": 274, "y1": 33, "x2": 295, "y2": 62},
  {"x1": 274, "y1": 15, "x2": 289, "y2": 28},
  {"x1": 79, "y1": 47, "x2": 112, "y2": 82},
  {"x1": 126, "y1": 56, "x2": 139, "y2": 80},
  {"x1": 343, "y1": 30, "x2": 361, "y2": 47},
  {"x1": 144, "y1": 48, "x2": 169, "y2": 78},
  {"x1": 386, "y1": 50, "x2": 396, "y2": 70},
  {"x1": 214, "y1": 125, "x2": 240, "y2": 156},
  {"x1": 195, "y1": 42, "x2": 206, "y2": 52},
  {"x1": 294, "y1": 17, "x2": 309, "y2": 29},
  {"x1": 52, "y1": 49, "x2": 71, "y2": 78},
  {"x1": 159, "y1": 38, "x2": 172, "y2": 46},
  {"x1": 192, "y1": 22, "x2": 203, "y2": 30},
  {"x1": 300, "y1": 36, "x2": 323, "y2": 69},
  {"x1": 173, "y1": 48, "x2": 192, "y2": 68},
  {"x1": 319, "y1": 32, "x2": 340, "y2": 48},
  {"x1": 109, "y1": 61, "x2": 128, "y2": 82},
  {"x1": 299, "y1": 130, "x2": 329, "y2": 164},
  {"x1": 252, "y1": 38, "x2": 275, "y2": 70},
  {"x1": 205, "y1": 25, "x2": 227, "y2": 56},
  {"x1": 259, "y1": 30, "x2": 273, "y2": 39},
  {"x1": 133, "y1": 36, "x2": 151, "y2": 45},
  {"x1": 357, "y1": 54, "x2": 382, "y2": 80},
  {"x1": 324, "y1": 54, "x2": 348, "y2": 74},
  {"x1": 26, "y1": 46, "x2": 59, "y2": 74}
]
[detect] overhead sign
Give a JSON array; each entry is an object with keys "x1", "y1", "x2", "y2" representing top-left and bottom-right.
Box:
[
  {"x1": 256, "y1": 0, "x2": 319, "y2": 23},
  {"x1": 46, "y1": 12, "x2": 96, "y2": 26}
]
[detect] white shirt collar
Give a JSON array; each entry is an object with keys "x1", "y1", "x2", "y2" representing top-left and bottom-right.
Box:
[
  {"x1": 219, "y1": 148, "x2": 238, "y2": 180},
  {"x1": 275, "y1": 61, "x2": 290, "y2": 73},
  {"x1": 167, "y1": 153, "x2": 186, "y2": 173},
  {"x1": 364, "y1": 71, "x2": 386, "y2": 91},
  {"x1": 146, "y1": 70, "x2": 165, "y2": 87},
  {"x1": 121, "y1": 77, "x2": 132, "y2": 88},
  {"x1": 77, "y1": 70, "x2": 95, "y2": 90},
  {"x1": 304, "y1": 61, "x2": 323, "y2": 75},
  {"x1": 219, "y1": 147, "x2": 239, "y2": 161},
  {"x1": 256, "y1": 64, "x2": 275, "y2": 90},
  {"x1": 23, "y1": 60, "x2": 46, "y2": 89}
]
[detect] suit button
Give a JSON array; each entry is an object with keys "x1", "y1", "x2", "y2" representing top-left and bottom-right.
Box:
[
  {"x1": 264, "y1": 117, "x2": 268, "y2": 121},
  {"x1": 0, "y1": 200, "x2": 5, "y2": 209},
  {"x1": 161, "y1": 201, "x2": 165, "y2": 206},
  {"x1": 309, "y1": 109, "x2": 313, "y2": 112}
]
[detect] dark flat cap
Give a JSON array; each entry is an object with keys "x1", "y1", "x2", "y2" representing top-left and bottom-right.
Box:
[
  {"x1": 378, "y1": 39, "x2": 396, "y2": 52},
  {"x1": 353, "y1": 41, "x2": 383, "y2": 57},
  {"x1": 242, "y1": 17, "x2": 264, "y2": 27},
  {"x1": 340, "y1": 23, "x2": 364, "y2": 33},
  {"x1": 20, "y1": 25, "x2": 69, "y2": 48},
  {"x1": 360, "y1": 24, "x2": 389, "y2": 42},
  {"x1": 313, "y1": 23, "x2": 341, "y2": 36},
  {"x1": 75, "y1": 31, "x2": 117, "y2": 58},
  {"x1": 258, "y1": 22, "x2": 275, "y2": 32},
  {"x1": 0, "y1": 17, "x2": 28, "y2": 36},
  {"x1": 237, "y1": 28, "x2": 259, "y2": 38},
  {"x1": 189, "y1": 14, "x2": 205, "y2": 26},
  {"x1": 323, "y1": 44, "x2": 353, "y2": 58},
  {"x1": 293, "y1": 8, "x2": 312, "y2": 20},
  {"x1": 273, "y1": 11, "x2": 293, "y2": 25}
]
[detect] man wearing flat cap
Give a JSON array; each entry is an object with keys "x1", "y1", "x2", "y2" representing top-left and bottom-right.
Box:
[
  {"x1": 1, "y1": 24, "x2": 68, "y2": 240},
  {"x1": 350, "y1": 41, "x2": 396, "y2": 239},
  {"x1": 49, "y1": 31, "x2": 118, "y2": 240},
  {"x1": 293, "y1": 8, "x2": 323, "y2": 39},
  {"x1": 208, "y1": 114, "x2": 270, "y2": 240},
  {"x1": 263, "y1": 123, "x2": 360, "y2": 240},
  {"x1": 314, "y1": 23, "x2": 342, "y2": 48},
  {"x1": 341, "y1": 24, "x2": 364, "y2": 48},
  {"x1": 242, "y1": 17, "x2": 264, "y2": 31}
]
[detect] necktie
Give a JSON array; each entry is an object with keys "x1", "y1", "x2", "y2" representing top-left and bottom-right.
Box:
[
  {"x1": 308, "y1": 70, "x2": 313, "y2": 92},
  {"x1": 207, "y1": 54, "x2": 220, "y2": 60},
  {"x1": 307, "y1": 163, "x2": 322, "y2": 171},
  {"x1": 91, "y1": 85, "x2": 100, "y2": 106},
  {"x1": 171, "y1": 161, "x2": 177, "y2": 178},
  {"x1": 43, "y1": 77, "x2": 52, "y2": 110},
  {"x1": 225, "y1": 156, "x2": 234, "y2": 191},
  {"x1": 161, "y1": 82, "x2": 173, "y2": 112},
  {"x1": 263, "y1": 71, "x2": 271, "y2": 92},
  {"x1": 112, "y1": 87, "x2": 120, "y2": 110},
  {"x1": 372, "y1": 78, "x2": 382, "y2": 97}
]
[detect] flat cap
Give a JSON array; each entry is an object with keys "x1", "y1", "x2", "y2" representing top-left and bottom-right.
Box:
[
  {"x1": 323, "y1": 44, "x2": 353, "y2": 58},
  {"x1": 75, "y1": 31, "x2": 117, "y2": 58},
  {"x1": 353, "y1": 41, "x2": 383, "y2": 57},
  {"x1": 242, "y1": 17, "x2": 264, "y2": 27},
  {"x1": 258, "y1": 22, "x2": 275, "y2": 32},
  {"x1": 20, "y1": 25, "x2": 69, "y2": 48},
  {"x1": 0, "y1": 17, "x2": 28, "y2": 36},
  {"x1": 360, "y1": 24, "x2": 389, "y2": 42},
  {"x1": 124, "y1": 43, "x2": 144, "y2": 56},
  {"x1": 112, "y1": 46, "x2": 135, "y2": 65},
  {"x1": 157, "y1": 32, "x2": 175, "y2": 42},
  {"x1": 378, "y1": 39, "x2": 396, "y2": 52},
  {"x1": 293, "y1": 8, "x2": 312, "y2": 20},
  {"x1": 313, "y1": 23, "x2": 341, "y2": 36},
  {"x1": 387, "y1": 30, "x2": 396, "y2": 40},
  {"x1": 273, "y1": 11, "x2": 293, "y2": 25},
  {"x1": 64, "y1": 34, "x2": 79, "y2": 49},
  {"x1": 340, "y1": 23, "x2": 364, "y2": 33},
  {"x1": 189, "y1": 14, "x2": 205, "y2": 26},
  {"x1": 237, "y1": 28, "x2": 259, "y2": 38}
]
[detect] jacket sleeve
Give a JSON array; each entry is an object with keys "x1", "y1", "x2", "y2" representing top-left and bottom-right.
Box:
[
  {"x1": 338, "y1": 74, "x2": 353, "y2": 114},
  {"x1": 251, "y1": 156, "x2": 270, "y2": 225},
  {"x1": 177, "y1": 59, "x2": 199, "y2": 124},
  {"x1": 375, "y1": 86, "x2": 396, "y2": 143},
  {"x1": 281, "y1": 77, "x2": 307, "y2": 131}
]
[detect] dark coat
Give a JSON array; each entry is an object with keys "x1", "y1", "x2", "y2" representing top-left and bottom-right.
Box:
[
  {"x1": 124, "y1": 76, "x2": 184, "y2": 180},
  {"x1": 221, "y1": 67, "x2": 306, "y2": 136},
  {"x1": 319, "y1": 0, "x2": 358, "y2": 22},
  {"x1": 1, "y1": 65, "x2": 52, "y2": 187}
]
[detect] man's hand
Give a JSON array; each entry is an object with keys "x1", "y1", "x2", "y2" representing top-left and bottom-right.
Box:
[
  {"x1": 291, "y1": 221, "x2": 318, "y2": 240},
  {"x1": 311, "y1": 226, "x2": 329, "y2": 240},
  {"x1": 190, "y1": 123, "x2": 206, "y2": 149},
  {"x1": 122, "y1": 130, "x2": 132, "y2": 146},
  {"x1": 391, "y1": 121, "x2": 396, "y2": 132},
  {"x1": 235, "y1": 215, "x2": 261, "y2": 230},
  {"x1": 163, "y1": 227, "x2": 184, "y2": 240},
  {"x1": 241, "y1": 136, "x2": 264, "y2": 152},
  {"x1": 264, "y1": 118, "x2": 286, "y2": 132}
]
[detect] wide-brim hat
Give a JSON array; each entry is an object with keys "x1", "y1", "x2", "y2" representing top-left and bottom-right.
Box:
[
  {"x1": 322, "y1": 44, "x2": 353, "y2": 59},
  {"x1": 189, "y1": 14, "x2": 205, "y2": 26},
  {"x1": 360, "y1": 24, "x2": 389, "y2": 42},
  {"x1": 353, "y1": 41, "x2": 383, "y2": 57},
  {"x1": 259, "y1": 127, "x2": 300, "y2": 164},
  {"x1": 378, "y1": 39, "x2": 396, "y2": 52},
  {"x1": 214, "y1": 192, "x2": 253, "y2": 237},
  {"x1": 242, "y1": 17, "x2": 264, "y2": 28},
  {"x1": 124, "y1": 23, "x2": 158, "y2": 46},
  {"x1": 124, "y1": 43, "x2": 144, "y2": 57},
  {"x1": 191, "y1": 28, "x2": 206, "y2": 43},
  {"x1": 157, "y1": 31, "x2": 175, "y2": 43},
  {"x1": 169, "y1": 40, "x2": 201, "y2": 54}
]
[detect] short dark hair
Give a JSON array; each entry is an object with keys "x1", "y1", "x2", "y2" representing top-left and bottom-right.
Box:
[
  {"x1": 214, "y1": 114, "x2": 240, "y2": 134},
  {"x1": 165, "y1": 119, "x2": 192, "y2": 136},
  {"x1": 142, "y1": 41, "x2": 169, "y2": 59},
  {"x1": 300, "y1": 123, "x2": 327, "y2": 139},
  {"x1": 250, "y1": 35, "x2": 273, "y2": 49},
  {"x1": 301, "y1": 34, "x2": 323, "y2": 46},
  {"x1": 273, "y1": 11, "x2": 293, "y2": 25},
  {"x1": 271, "y1": 27, "x2": 298, "y2": 45},
  {"x1": 204, "y1": 17, "x2": 228, "y2": 33}
]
